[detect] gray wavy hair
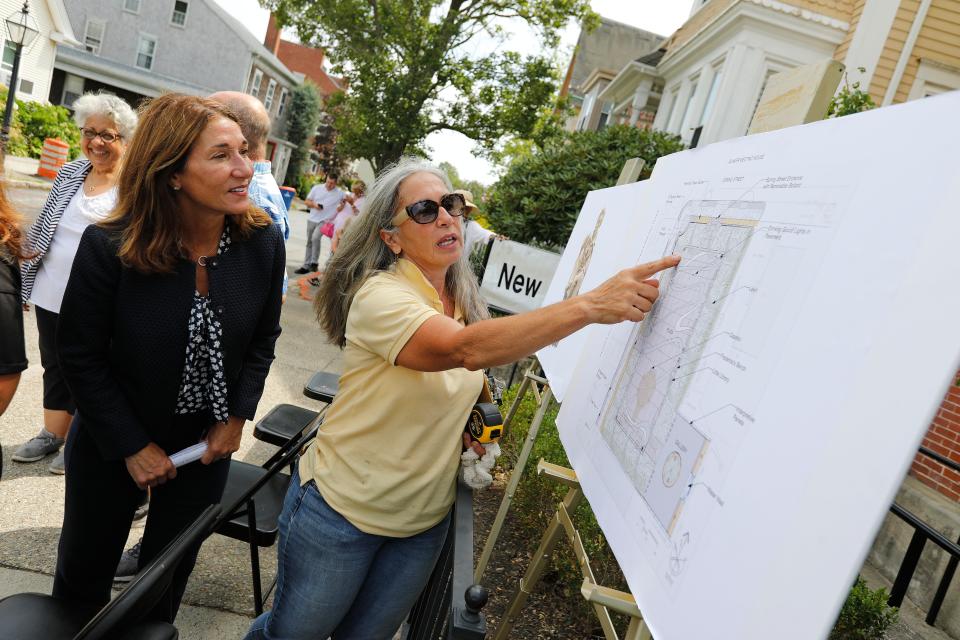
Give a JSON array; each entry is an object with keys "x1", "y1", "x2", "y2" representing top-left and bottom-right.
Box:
[
  {"x1": 72, "y1": 91, "x2": 138, "y2": 140},
  {"x1": 316, "y1": 157, "x2": 490, "y2": 347}
]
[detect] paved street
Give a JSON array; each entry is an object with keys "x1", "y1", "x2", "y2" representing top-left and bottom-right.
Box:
[{"x1": 0, "y1": 183, "x2": 345, "y2": 638}]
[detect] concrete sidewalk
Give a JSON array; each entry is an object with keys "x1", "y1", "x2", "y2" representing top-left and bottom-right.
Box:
[
  {"x1": 0, "y1": 200, "x2": 342, "y2": 638},
  {"x1": 3, "y1": 155, "x2": 56, "y2": 190}
]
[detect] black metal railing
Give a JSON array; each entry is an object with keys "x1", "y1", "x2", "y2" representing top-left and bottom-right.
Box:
[
  {"x1": 888, "y1": 446, "x2": 960, "y2": 626},
  {"x1": 406, "y1": 481, "x2": 488, "y2": 639}
]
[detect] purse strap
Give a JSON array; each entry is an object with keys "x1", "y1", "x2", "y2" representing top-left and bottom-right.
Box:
[{"x1": 479, "y1": 373, "x2": 494, "y2": 404}]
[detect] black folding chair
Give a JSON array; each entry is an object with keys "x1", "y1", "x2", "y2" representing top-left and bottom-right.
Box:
[
  {"x1": 0, "y1": 504, "x2": 221, "y2": 640},
  {"x1": 215, "y1": 418, "x2": 322, "y2": 615}
]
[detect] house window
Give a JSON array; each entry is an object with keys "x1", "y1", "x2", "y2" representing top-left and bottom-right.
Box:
[
  {"x1": 264, "y1": 80, "x2": 277, "y2": 110},
  {"x1": 84, "y1": 20, "x2": 105, "y2": 55},
  {"x1": 661, "y1": 86, "x2": 679, "y2": 130},
  {"x1": 248, "y1": 68, "x2": 263, "y2": 96},
  {"x1": 62, "y1": 74, "x2": 85, "y2": 108},
  {"x1": 597, "y1": 101, "x2": 613, "y2": 130},
  {"x1": 171, "y1": 1, "x2": 189, "y2": 27},
  {"x1": 136, "y1": 34, "x2": 157, "y2": 70},
  {"x1": 277, "y1": 87, "x2": 289, "y2": 116},
  {"x1": 699, "y1": 67, "x2": 723, "y2": 127},
  {"x1": 677, "y1": 78, "x2": 699, "y2": 133},
  {"x1": 577, "y1": 88, "x2": 598, "y2": 131},
  {"x1": 123, "y1": 0, "x2": 141, "y2": 14}
]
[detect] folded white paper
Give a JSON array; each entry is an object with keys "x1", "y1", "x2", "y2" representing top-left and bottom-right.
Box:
[{"x1": 169, "y1": 442, "x2": 208, "y2": 468}]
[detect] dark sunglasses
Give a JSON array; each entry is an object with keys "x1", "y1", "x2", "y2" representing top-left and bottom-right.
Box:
[{"x1": 393, "y1": 193, "x2": 466, "y2": 226}]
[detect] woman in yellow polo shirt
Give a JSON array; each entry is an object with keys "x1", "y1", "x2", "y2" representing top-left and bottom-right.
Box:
[{"x1": 244, "y1": 158, "x2": 680, "y2": 640}]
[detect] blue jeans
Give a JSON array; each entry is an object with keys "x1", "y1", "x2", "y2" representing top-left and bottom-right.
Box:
[{"x1": 244, "y1": 466, "x2": 450, "y2": 640}]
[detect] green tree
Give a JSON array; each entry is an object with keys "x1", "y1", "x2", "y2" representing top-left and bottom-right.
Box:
[
  {"x1": 263, "y1": 0, "x2": 597, "y2": 172},
  {"x1": 314, "y1": 111, "x2": 351, "y2": 178},
  {"x1": 485, "y1": 125, "x2": 684, "y2": 249},
  {"x1": 438, "y1": 160, "x2": 487, "y2": 202},
  {"x1": 283, "y1": 81, "x2": 322, "y2": 185}
]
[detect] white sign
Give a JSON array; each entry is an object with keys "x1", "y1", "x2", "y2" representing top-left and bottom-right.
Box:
[
  {"x1": 479, "y1": 239, "x2": 559, "y2": 314},
  {"x1": 537, "y1": 181, "x2": 657, "y2": 401},
  {"x1": 557, "y1": 91, "x2": 960, "y2": 640}
]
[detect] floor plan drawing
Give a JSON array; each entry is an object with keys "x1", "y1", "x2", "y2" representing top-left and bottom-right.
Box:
[{"x1": 599, "y1": 202, "x2": 760, "y2": 519}]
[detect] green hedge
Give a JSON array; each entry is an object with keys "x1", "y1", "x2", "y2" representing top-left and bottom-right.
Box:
[{"x1": 0, "y1": 87, "x2": 80, "y2": 160}]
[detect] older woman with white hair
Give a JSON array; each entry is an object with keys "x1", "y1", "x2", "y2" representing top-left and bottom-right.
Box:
[
  {"x1": 245, "y1": 157, "x2": 680, "y2": 640},
  {"x1": 14, "y1": 91, "x2": 137, "y2": 475}
]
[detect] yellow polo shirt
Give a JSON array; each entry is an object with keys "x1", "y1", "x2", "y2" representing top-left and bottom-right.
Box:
[{"x1": 299, "y1": 258, "x2": 484, "y2": 537}]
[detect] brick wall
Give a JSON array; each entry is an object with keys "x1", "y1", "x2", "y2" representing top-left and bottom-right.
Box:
[{"x1": 910, "y1": 370, "x2": 960, "y2": 500}]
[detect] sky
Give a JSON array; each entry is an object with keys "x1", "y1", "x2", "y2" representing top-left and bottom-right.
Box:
[{"x1": 212, "y1": 0, "x2": 694, "y2": 184}]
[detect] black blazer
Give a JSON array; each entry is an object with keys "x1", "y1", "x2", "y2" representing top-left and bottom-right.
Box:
[{"x1": 57, "y1": 222, "x2": 285, "y2": 461}]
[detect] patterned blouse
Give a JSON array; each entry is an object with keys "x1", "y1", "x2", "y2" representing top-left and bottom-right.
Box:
[{"x1": 175, "y1": 225, "x2": 231, "y2": 423}]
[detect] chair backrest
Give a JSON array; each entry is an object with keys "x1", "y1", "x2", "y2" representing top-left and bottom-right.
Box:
[
  {"x1": 214, "y1": 421, "x2": 320, "y2": 531},
  {"x1": 73, "y1": 504, "x2": 221, "y2": 640}
]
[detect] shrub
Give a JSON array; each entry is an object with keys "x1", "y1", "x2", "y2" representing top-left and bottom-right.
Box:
[
  {"x1": 296, "y1": 173, "x2": 323, "y2": 199},
  {"x1": 827, "y1": 68, "x2": 877, "y2": 119},
  {"x1": 830, "y1": 577, "x2": 899, "y2": 640},
  {"x1": 485, "y1": 126, "x2": 684, "y2": 250},
  {"x1": 0, "y1": 87, "x2": 80, "y2": 159}
]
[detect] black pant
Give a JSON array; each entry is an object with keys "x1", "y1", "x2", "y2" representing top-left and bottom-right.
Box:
[
  {"x1": 53, "y1": 413, "x2": 229, "y2": 622},
  {"x1": 35, "y1": 305, "x2": 76, "y2": 413}
]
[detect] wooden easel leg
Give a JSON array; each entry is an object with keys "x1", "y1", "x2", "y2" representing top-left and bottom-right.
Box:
[
  {"x1": 492, "y1": 471, "x2": 583, "y2": 640},
  {"x1": 475, "y1": 383, "x2": 554, "y2": 583}
]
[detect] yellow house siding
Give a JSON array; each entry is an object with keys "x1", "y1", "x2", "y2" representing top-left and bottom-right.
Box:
[
  {"x1": 870, "y1": 0, "x2": 920, "y2": 102},
  {"x1": 792, "y1": 0, "x2": 856, "y2": 22},
  {"x1": 663, "y1": 0, "x2": 738, "y2": 54},
  {"x1": 894, "y1": 0, "x2": 960, "y2": 102},
  {"x1": 834, "y1": 0, "x2": 868, "y2": 61}
]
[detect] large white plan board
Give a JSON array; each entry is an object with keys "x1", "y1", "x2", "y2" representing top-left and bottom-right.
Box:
[
  {"x1": 556, "y1": 91, "x2": 960, "y2": 640},
  {"x1": 537, "y1": 181, "x2": 656, "y2": 401}
]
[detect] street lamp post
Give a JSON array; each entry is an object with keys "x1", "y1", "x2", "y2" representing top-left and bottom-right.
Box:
[{"x1": 0, "y1": 1, "x2": 39, "y2": 154}]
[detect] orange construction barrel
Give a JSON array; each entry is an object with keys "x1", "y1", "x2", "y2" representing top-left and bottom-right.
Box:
[{"x1": 37, "y1": 138, "x2": 70, "y2": 179}]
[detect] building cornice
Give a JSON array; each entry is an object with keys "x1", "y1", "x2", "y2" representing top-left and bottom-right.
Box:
[
  {"x1": 599, "y1": 61, "x2": 660, "y2": 104},
  {"x1": 659, "y1": 0, "x2": 848, "y2": 76},
  {"x1": 46, "y1": 0, "x2": 81, "y2": 47}
]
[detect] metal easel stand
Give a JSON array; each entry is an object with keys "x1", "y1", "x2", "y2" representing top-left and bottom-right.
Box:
[
  {"x1": 475, "y1": 360, "x2": 552, "y2": 584},
  {"x1": 493, "y1": 460, "x2": 651, "y2": 640}
]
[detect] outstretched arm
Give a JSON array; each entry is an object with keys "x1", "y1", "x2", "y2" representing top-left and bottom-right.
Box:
[{"x1": 396, "y1": 255, "x2": 680, "y2": 372}]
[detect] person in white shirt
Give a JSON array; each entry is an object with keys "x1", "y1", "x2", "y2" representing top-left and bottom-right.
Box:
[
  {"x1": 296, "y1": 176, "x2": 344, "y2": 274},
  {"x1": 453, "y1": 189, "x2": 501, "y2": 259},
  {"x1": 331, "y1": 180, "x2": 366, "y2": 254},
  {"x1": 15, "y1": 92, "x2": 138, "y2": 475}
]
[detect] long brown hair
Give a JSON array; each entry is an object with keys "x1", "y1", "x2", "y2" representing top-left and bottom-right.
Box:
[
  {"x1": 103, "y1": 93, "x2": 270, "y2": 273},
  {"x1": 0, "y1": 180, "x2": 31, "y2": 261}
]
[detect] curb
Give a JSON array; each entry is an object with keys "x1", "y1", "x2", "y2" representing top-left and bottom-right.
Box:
[{"x1": 5, "y1": 178, "x2": 52, "y2": 191}]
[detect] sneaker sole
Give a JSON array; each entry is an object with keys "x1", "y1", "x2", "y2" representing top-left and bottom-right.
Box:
[
  {"x1": 49, "y1": 466, "x2": 65, "y2": 476},
  {"x1": 11, "y1": 453, "x2": 51, "y2": 463},
  {"x1": 113, "y1": 574, "x2": 136, "y2": 583}
]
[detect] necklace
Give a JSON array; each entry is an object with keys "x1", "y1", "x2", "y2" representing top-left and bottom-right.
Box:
[{"x1": 84, "y1": 174, "x2": 111, "y2": 194}]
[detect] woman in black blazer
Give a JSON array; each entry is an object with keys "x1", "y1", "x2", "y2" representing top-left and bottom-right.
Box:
[{"x1": 52, "y1": 94, "x2": 284, "y2": 622}]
